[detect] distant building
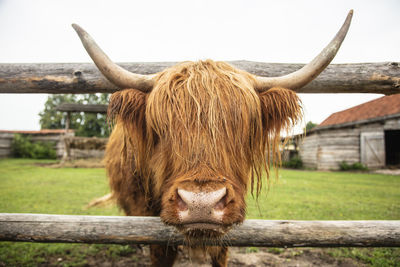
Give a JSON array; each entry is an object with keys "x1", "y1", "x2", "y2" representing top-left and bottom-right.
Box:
[{"x1": 300, "y1": 94, "x2": 400, "y2": 170}]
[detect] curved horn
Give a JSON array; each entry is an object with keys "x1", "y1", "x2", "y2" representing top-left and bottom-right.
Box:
[
  {"x1": 72, "y1": 24, "x2": 154, "y2": 92},
  {"x1": 254, "y1": 10, "x2": 353, "y2": 92}
]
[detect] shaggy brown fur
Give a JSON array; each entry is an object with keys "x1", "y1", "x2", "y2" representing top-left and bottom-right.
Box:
[{"x1": 104, "y1": 60, "x2": 302, "y2": 266}]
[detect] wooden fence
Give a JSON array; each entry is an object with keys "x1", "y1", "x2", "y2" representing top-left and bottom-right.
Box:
[
  {"x1": 0, "y1": 61, "x2": 399, "y2": 94},
  {"x1": 0, "y1": 61, "x2": 399, "y2": 247},
  {"x1": 1, "y1": 214, "x2": 399, "y2": 247}
]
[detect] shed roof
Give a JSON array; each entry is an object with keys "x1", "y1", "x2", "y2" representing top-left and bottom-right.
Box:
[
  {"x1": 56, "y1": 103, "x2": 108, "y2": 113},
  {"x1": 318, "y1": 94, "x2": 400, "y2": 128}
]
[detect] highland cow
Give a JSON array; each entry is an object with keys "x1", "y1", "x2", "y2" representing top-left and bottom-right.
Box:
[{"x1": 72, "y1": 10, "x2": 352, "y2": 266}]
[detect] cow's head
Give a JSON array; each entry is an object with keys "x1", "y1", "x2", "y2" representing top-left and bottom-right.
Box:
[{"x1": 72, "y1": 10, "x2": 352, "y2": 241}]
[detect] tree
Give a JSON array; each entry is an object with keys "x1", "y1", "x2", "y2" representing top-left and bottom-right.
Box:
[
  {"x1": 304, "y1": 121, "x2": 318, "y2": 133},
  {"x1": 39, "y1": 94, "x2": 110, "y2": 137}
]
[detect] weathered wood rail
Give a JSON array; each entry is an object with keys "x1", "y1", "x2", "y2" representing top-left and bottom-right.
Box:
[
  {"x1": 0, "y1": 61, "x2": 399, "y2": 94},
  {"x1": 1, "y1": 214, "x2": 399, "y2": 247}
]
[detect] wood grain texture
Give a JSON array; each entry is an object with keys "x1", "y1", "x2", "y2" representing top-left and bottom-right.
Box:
[
  {"x1": 1, "y1": 214, "x2": 399, "y2": 247},
  {"x1": 0, "y1": 61, "x2": 399, "y2": 94}
]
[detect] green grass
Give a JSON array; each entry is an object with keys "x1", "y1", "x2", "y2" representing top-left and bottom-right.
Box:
[
  {"x1": 0, "y1": 158, "x2": 119, "y2": 215},
  {"x1": 245, "y1": 170, "x2": 400, "y2": 267},
  {"x1": 0, "y1": 159, "x2": 123, "y2": 266},
  {"x1": 246, "y1": 169, "x2": 400, "y2": 220},
  {"x1": 0, "y1": 159, "x2": 399, "y2": 266}
]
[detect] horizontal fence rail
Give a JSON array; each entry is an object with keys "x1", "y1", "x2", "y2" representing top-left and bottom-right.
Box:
[
  {"x1": 1, "y1": 214, "x2": 399, "y2": 247},
  {"x1": 0, "y1": 61, "x2": 399, "y2": 94}
]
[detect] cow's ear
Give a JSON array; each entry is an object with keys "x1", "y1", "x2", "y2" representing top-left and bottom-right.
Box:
[
  {"x1": 108, "y1": 89, "x2": 147, "y2": 125},
  {"x1": 258, "y1": 87, "x2": 302, "y2": 134}
]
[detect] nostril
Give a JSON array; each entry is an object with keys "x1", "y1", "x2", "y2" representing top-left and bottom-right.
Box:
[
  {"x1": 176, "y1": 190, "x2": 188, "y2": 211},
  {"x1": 214, "y1": 195, "x2": 226, "y2": 211}
]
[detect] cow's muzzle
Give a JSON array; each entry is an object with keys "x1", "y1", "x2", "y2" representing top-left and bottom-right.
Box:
[{"x1": 176, "y1": 187, "x2": 227, "y2": 231}]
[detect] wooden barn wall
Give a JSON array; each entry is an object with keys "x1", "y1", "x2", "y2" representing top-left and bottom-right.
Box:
[
  {"x1": 0, "y1": 133, "x2": 13, "y2": 158},
  {"x1": 300, "y1": 128, "x2": 360, "y2": 170},
  {"x1": 299, "y1": 134, "x2": 319, "y2": 169},
  {"x1": 384, "y1": 117, "x2": 400, "y2": 130},
  {"x1": 300, "y1": 117, "x2": 400, "y2": 170},
  {"x1": 0, "y1": 132, "x2": 73, "y2": 158}
]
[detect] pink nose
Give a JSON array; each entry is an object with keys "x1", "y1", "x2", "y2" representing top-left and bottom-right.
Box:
[{"x1": 176, "y1": 187, "x2": 227, "y2": 225}]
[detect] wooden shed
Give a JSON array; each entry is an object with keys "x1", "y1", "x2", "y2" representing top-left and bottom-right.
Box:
[{"x1": 300, "y1": 94, "x2": 400, "y2": 170}]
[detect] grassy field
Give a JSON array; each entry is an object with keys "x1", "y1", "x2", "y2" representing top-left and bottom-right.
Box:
[{"x1": 0, "y1": 158, "x2": 399, "y2": 266}]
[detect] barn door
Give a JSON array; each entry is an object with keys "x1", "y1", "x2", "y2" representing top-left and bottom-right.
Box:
[{"x1": 360, "y1": 132, "x2": 385, "y2": 168}]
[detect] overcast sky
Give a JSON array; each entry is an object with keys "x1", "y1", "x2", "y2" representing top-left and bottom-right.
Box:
[{"x1": 0, "y1": 0, "x2": 399, "y2": 132}]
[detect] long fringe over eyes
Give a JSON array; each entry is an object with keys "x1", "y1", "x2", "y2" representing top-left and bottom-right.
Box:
[{"x1": 147, "y1": 60, "x2": 302, "y2": 196}]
